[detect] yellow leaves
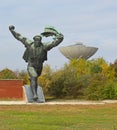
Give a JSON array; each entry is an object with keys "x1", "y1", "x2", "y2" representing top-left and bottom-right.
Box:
[
  {"x1": 69, "y1": 59, "x2": 90, "y2": 75},
  {"x1": 0, "y1": 68, "x2": 17, "y2": 79},
  {"x1": 38, "y1": 76, "x2": 51, "y2": 88}
]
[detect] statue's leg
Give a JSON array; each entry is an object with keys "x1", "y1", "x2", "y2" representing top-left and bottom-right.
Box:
[
  {"x1": 27, "y1": 66, "x2": 38, "y2": 101},
  {"x1": 30, "y1": 77, "x2": 38, "y2": 101}
]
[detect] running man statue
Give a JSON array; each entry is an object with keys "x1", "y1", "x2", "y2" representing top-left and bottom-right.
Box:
[{"x1": 9, "y1": 25, "x2": 64, "y2": 101}]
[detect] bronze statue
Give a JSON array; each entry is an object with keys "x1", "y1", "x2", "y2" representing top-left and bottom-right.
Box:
[{"x1": 9, "y1": 25, "x2": 64, "y2": 101}]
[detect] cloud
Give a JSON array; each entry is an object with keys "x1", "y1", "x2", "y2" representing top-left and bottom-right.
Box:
[{"x1": 0, "y1": 0, "x2": 117, "y2": 70}]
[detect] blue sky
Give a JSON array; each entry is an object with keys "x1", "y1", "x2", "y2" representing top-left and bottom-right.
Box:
[{"x1": 0, "y1": 0, "x2": 117, "y2": 70}]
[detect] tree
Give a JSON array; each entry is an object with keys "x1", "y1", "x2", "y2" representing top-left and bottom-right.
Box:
[
  {"x1": 39, "y1": 64, "x2": 53, "y2": 96},
  {"x1": 0, "y1": 68, "x2": 17, "y2": 79},
  {"x1": 48, "y1": 69, "x2": 65, "y2": 98},
  {"x1": 17, "y1": 70, "x2": 30, "y2": 85}
]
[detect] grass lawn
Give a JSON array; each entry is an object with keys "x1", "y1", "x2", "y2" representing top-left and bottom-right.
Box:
[{"x1": 0, "y1": 104, "x2": 117, "y2": 130}]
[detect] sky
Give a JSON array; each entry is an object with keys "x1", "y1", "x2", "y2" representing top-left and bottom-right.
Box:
[{"x1": 0, "y1": 0, "x2": 117, "y2": 71}]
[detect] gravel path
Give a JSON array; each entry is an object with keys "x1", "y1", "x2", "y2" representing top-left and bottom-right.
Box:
[{"x1": 0, "y1": 100, "x2": 117, "y2": 105}]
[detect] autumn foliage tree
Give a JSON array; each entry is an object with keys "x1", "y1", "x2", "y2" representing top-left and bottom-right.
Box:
[
  {"x1": 0, "y1": 68, "x2": 17, "y2": 79},
  {"x1": 1, "y1": 57, "x2": 117, "y2": 100},
  {"x1": 41, "y1": 58, "x2": 117, "y2": 100}
]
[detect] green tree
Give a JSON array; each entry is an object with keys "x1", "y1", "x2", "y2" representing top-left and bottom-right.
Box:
[
  {"x1": 39, "y1": 64, "x2": 53, "y2": 96},
  {"x1": 17, "y1": 70, "x2": 30, "y2": 85},
  {"x1": 0, "y1": 68, "x2": 17, "y2": 79},
  {"x1": 48, "y1": 69, "x2": 65, "y2": 98}
]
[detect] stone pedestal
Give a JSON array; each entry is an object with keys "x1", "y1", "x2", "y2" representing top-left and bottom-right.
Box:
[{"x1": 23, "y1": 85, "x2": 45, "y2": 103}]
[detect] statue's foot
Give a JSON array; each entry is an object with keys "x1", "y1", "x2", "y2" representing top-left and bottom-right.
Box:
[{"x1": 33, "y1": 95, "x2": 38, "y2": 101}]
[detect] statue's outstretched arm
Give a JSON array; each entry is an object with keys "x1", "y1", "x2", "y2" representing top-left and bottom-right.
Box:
[
  {"x1": 44, "y1": 33, "x2": 64, "y2": 51},
  {"x1": 41, "y1": 26, "x2": 64, "y2": 50},
  {"x1": 9, "y1": 25, "x2": 32, "y2": 46}
]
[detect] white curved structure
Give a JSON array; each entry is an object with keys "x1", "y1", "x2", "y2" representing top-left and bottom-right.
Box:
[{"x1": 59, "y1": 43, "x2": 98, "y2": 60}]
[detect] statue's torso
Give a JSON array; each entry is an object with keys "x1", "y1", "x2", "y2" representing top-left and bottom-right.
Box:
[{"x1": 23, "y1": 43, "x2": 47, "y2": 67}]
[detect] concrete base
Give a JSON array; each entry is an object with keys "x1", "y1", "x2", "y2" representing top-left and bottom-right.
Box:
[{"x1": 23, "y1": 85, "x2": 45, "y2": 103}]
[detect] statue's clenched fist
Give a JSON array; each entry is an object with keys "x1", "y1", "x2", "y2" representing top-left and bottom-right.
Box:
[{"x1": 9, "y1": 25, "x2": 15, "y2": 30}]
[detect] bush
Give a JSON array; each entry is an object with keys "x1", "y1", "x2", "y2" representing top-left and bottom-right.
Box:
[{"x1": 101, "y1": 81, "x2": 117, "y2": 99}]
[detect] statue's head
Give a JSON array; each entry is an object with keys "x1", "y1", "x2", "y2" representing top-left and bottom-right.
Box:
[
  {"x1": 33, "y1": 35, "x2": 42, "y2": 41},
  {"x1": 33, "y1": 35, "x2": 42, "y2": 47}
]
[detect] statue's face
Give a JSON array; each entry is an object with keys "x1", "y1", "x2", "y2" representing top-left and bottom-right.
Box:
[
  {"x1": 33, "y1": 35, "x2": 42, "y2": 47},
  {"x1": 34, "y1": 40, "x2": 41, "y2": 47},
  {"x1": 33, "y1": 35, "x2": 42, "y2": 40}
]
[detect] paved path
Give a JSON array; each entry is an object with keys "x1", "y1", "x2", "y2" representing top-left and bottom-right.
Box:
[{"x1": 0, "y1": 100, "x2": 117, "y2": 105}]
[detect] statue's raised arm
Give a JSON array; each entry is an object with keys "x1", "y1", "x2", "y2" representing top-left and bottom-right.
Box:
[
  {"x1": 41, "y1": 26, "x2": 64, "y2": 51},
  {"x1": 9, "y1": 25, "x2": 32, "y2": 47}
]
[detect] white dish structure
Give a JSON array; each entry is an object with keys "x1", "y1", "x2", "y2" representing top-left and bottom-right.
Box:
[{"x1": 59, "y1": 43, "x2": 98, "y2": 60}]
